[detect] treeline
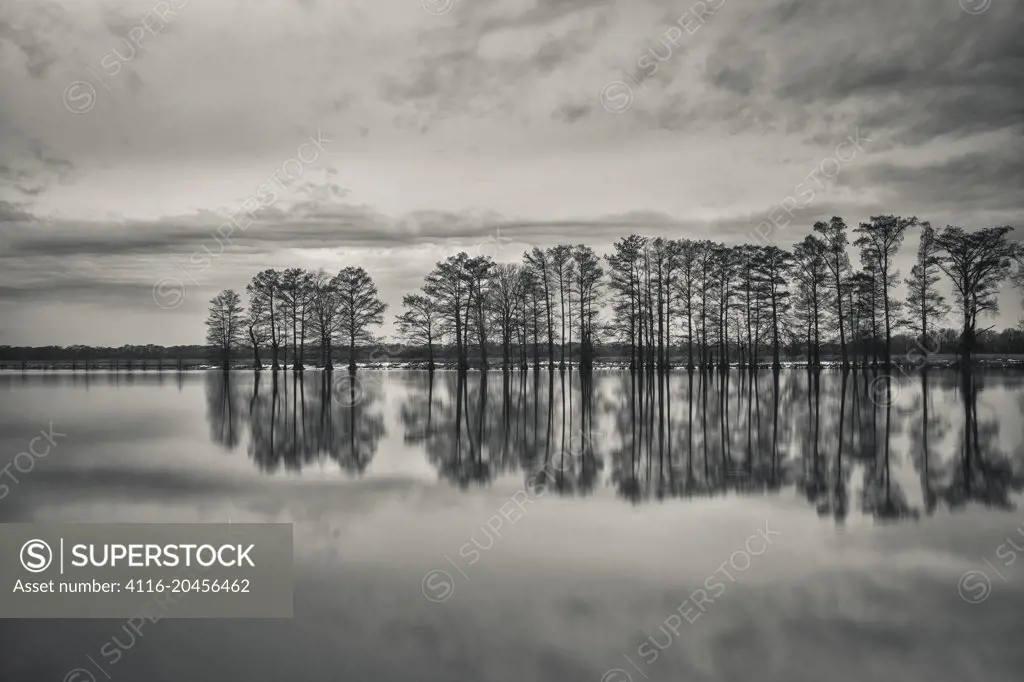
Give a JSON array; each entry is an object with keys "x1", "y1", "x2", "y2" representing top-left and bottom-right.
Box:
[
  {"x1": 0, "y1": 345, "x2": 205, "y2": 360},
  {"x1": 205, "y1": 216, "x2": 1021, "y2": 372},
  {"x1": 10, "y1": 326, "x2": 1024, "y2": 369},
  {"x1": 0, "y1": 345, "x2": 207, "y2": 369}
]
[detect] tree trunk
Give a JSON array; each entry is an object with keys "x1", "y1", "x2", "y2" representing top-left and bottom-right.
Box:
[
  {"x1": 882, "y1": 255, "x2": 892, "y2": 370},
  {"x1": 771, "y1": 289, "x2": 781, "y2": 370},
  {"x1": 249, "y1": 326, "x2": 262, "y2": 371},
  {"x1": 270, "y1": 297, "x2": 280, "y2": 370},
  {"x1": 297, "y1": 305, "x2": 305, "y2": 372},
  {"x1": 834, "y1": 264, "x2": 848, "y2": 367}
]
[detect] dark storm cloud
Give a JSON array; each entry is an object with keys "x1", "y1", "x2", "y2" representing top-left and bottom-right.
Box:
[
  {"x1": 756, "y1": 0, "x2": 1023, "y2": 145},
  {"x1": 0, "y1": 266, "x2": 161, "y2": 300},
  {"x1": 0, "y1": 205, "x2": 718, "y2": 262},
  {"x1": 854, "y1": 149, "x2": 1024, "y2": 216},
  {"x1": 0, "y1": 197, "x2": 783, "y2": 314}
]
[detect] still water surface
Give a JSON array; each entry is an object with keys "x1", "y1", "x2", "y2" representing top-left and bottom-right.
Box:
[{"x1": 1, "y1": 369, "x2": 1022, "y2": 681}]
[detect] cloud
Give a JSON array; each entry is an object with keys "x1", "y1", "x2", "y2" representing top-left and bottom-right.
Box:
[
  {"x1": 749, "y1": 0, "x2": 1022, "y2": 145},
  {"x1": 855, "y1": 148, "x2": 1024, "y2": 217},
  {"x1": 0, "y1": 0, "x2": 1022, "y2": 343},
  {"x1": 0, "y1": 0, "x2": 72, "y2": 78}
]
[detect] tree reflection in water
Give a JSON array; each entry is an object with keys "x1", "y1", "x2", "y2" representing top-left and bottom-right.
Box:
[
  {"x1": 205, "y1": 368, "x2": 1024, "y2": 522},
  {"x1": 206, "y1": 371, "x2": 385, "y2": 474}
]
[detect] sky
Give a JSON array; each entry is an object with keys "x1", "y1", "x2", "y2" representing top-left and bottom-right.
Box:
[{"x1": 0, "y1": 0, "x2": 1021, "y2": 346}]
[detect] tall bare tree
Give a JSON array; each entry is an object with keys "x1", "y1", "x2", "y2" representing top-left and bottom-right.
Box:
[
  {"x1": 753, "y1": 246, "x2": 792, "y2": 369},
  {"x1": 694, "y1": 240, "x2": 716, "y2": 367},
  {"x1": 247, "y1": 269, "x2": 282, "y2": 370},
  {"x1": 206, "y1": 289, "x2": 245, "y2": 371},
  {"x1": 854, "y1": 214, "x2": 915, "y2": 367},
  {"x1": 488, "y1": 263, "x2": 523, "y2": 369},
  {"x1": 524, "y1": 247, "x2": 556, "y2": 369},
  {"x1": 905, "y1": 222, "x2": 949, "y2": 348},
  {"x1": 308, "y1": 270, "x2": 340, "y2": 369},
  {"x1": 674, "y1": 239, "x2": 698, "y2": 369},
  {"x1": 278, "y1": 267, "x2": 312, "y2": 371},
  {"x1": 934, "y1": 225, "x2": 1016, "y2": 365},
  {"x1": 244, "y1": 286, "x2": 271, "y2": 371},
  {"x1": 814, "y1": 217, "x2": 852, "y2": 367},
  {"x1": 425, "y1": 253, "x2": 470, "y2": 370},
  {"x1": 462, "y1": 255, "x2": 494, "y2": 368},
  {"x1": 333, "y1": 266, "x2": 387, "y2": 370},
  {"x1": 571, "y1": 245, "x2": 603, "y2": 370},
  {"x1": 606, "y1": 235, "x2": 647, "y2": 369},
  {"x1": 395, "y1": 293, "x2": 441, "y2": 370},
  {"x1": 550, "y1": 245, "x2": 574, "y2": 369},
  {"x1": 792, "y1": 236, "x2": 829, "y2": 367}
]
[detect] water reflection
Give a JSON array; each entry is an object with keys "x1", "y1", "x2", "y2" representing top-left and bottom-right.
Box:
[
  {"x1": 941, "y1": 370, "x2": 1022, "y2": 511},
  {"x1": 206, "y1": 371, "x2": 386, "y2": 474},
  {"x1": 202, "y1": 368, "x2": 1024, "y2": 521}
]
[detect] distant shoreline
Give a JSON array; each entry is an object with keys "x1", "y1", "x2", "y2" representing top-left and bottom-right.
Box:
[{"x1": 5, "y1": 355, "x2": 1024, "y2": 372}]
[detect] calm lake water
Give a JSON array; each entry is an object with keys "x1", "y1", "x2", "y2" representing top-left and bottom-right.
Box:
[{"x1": 2, "y1": 369, "x2": 1023, "y2": 681}]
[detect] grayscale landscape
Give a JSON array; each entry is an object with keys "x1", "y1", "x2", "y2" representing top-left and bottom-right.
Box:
[{"x1": 1, "y1": 0, "x2": 1023, "y2": 681}]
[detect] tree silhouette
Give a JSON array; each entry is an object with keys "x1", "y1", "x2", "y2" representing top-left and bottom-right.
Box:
[
  {"x1": 854, "y1": 215, "x2": 916, "y2": 368},
  {"x1": 308, "y1": 269, "x2": 341, "y2": 370},
  {"x1": 934, "y1": 225, "x2": 1015, "y2": 365},
  {"x1": 333, "y1": 266, "x2": 387, "y2": 370},
  {"x1": 224, "y1": 221, "x2": 1022, "y2": 370},
  {"x1": 905, "y1": 222, "x2": 949, "y2": 347},
  {"x1": 395, "y1": 293, "x2": 441, "y2": 369},
  {"x1": 814, "y1": 217, "x2": 853, "y2": 367},
  {"x1": 205, "y1": 289, "x2": 245, "y2": 370}
]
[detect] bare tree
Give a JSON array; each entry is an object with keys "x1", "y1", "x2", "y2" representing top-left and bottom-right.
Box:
[
  {"x1": 855, "y1": 215, "x2": 915, "y2": 367},
  {"x1": 524, "y1": 247, "x2": 556, "y2": 369},
  {"x1": 308, "y1": 270, "x2": 340, "y2": 369},
  {"x1": 571, "y1": 245, "x2": 603, "y2": 370},
  {"x1": 488, "y1": 263, "x2": 523, "y2": 369},
  {"x1": 462, "y1": 255, "x2": 494, "y2": 369},
  {"x1": 395, "y1": 293, "x2": 441, "y2": 370},
  {"x1": 905, "y1": 222, "x2": 949, "y2": 348},
  {"x1": 247, "y1": 269, "x2": 282, "y2": 370},
  {"x1": 333, "y1": 266, "x2": 388, "y2": 370},
  {"x1": 753, "y1": 246, "x2": 792, "y2": 369},
  {"x1": 814, "y1": 217, "x2": 852, "y2": 367},
  {"x1": 606, "y1": 235, "x2": 646, "y2": 369},
  {"x1": 674, "y1": 239, "x2": 698, "y2": 369},
  {"x1": 425, "y1": 253, "x2": 470, "y2": 370},
  {"x1": 550, "y1": 245, "x2": 574, "y2": 369},
  {"x1": 206, "y1": 289, "x2": 245, "y2": 371},
  {"x1": 934, "y1": 225, "x2": 1016, "y2": 365},
  {"x1": 693, "y1": 240, "x2": 716, "y2": 367},
  {"x1": 278, "y1": 267, "x2": 312, "y2": 371},
  {"x1": 244, "y1": 285, "x2": 271, "y2": 371},
  {"x1": 792, "y1": 236, "x2": 828, "y2": 367}
]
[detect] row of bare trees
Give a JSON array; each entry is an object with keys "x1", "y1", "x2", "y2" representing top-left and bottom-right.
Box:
[
  {"x1": 396, "y1": 247, "x2": 604, "y2": 371},
  {"x1": 205, "y1": 266, "x2": 386, "y2": 371},
  {"x1": 205, "y1": 218, "x2": 1019, "y2": 371},
  {"x1": 599, "y1": 218, "x2": 1017, "y2": 370}
]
